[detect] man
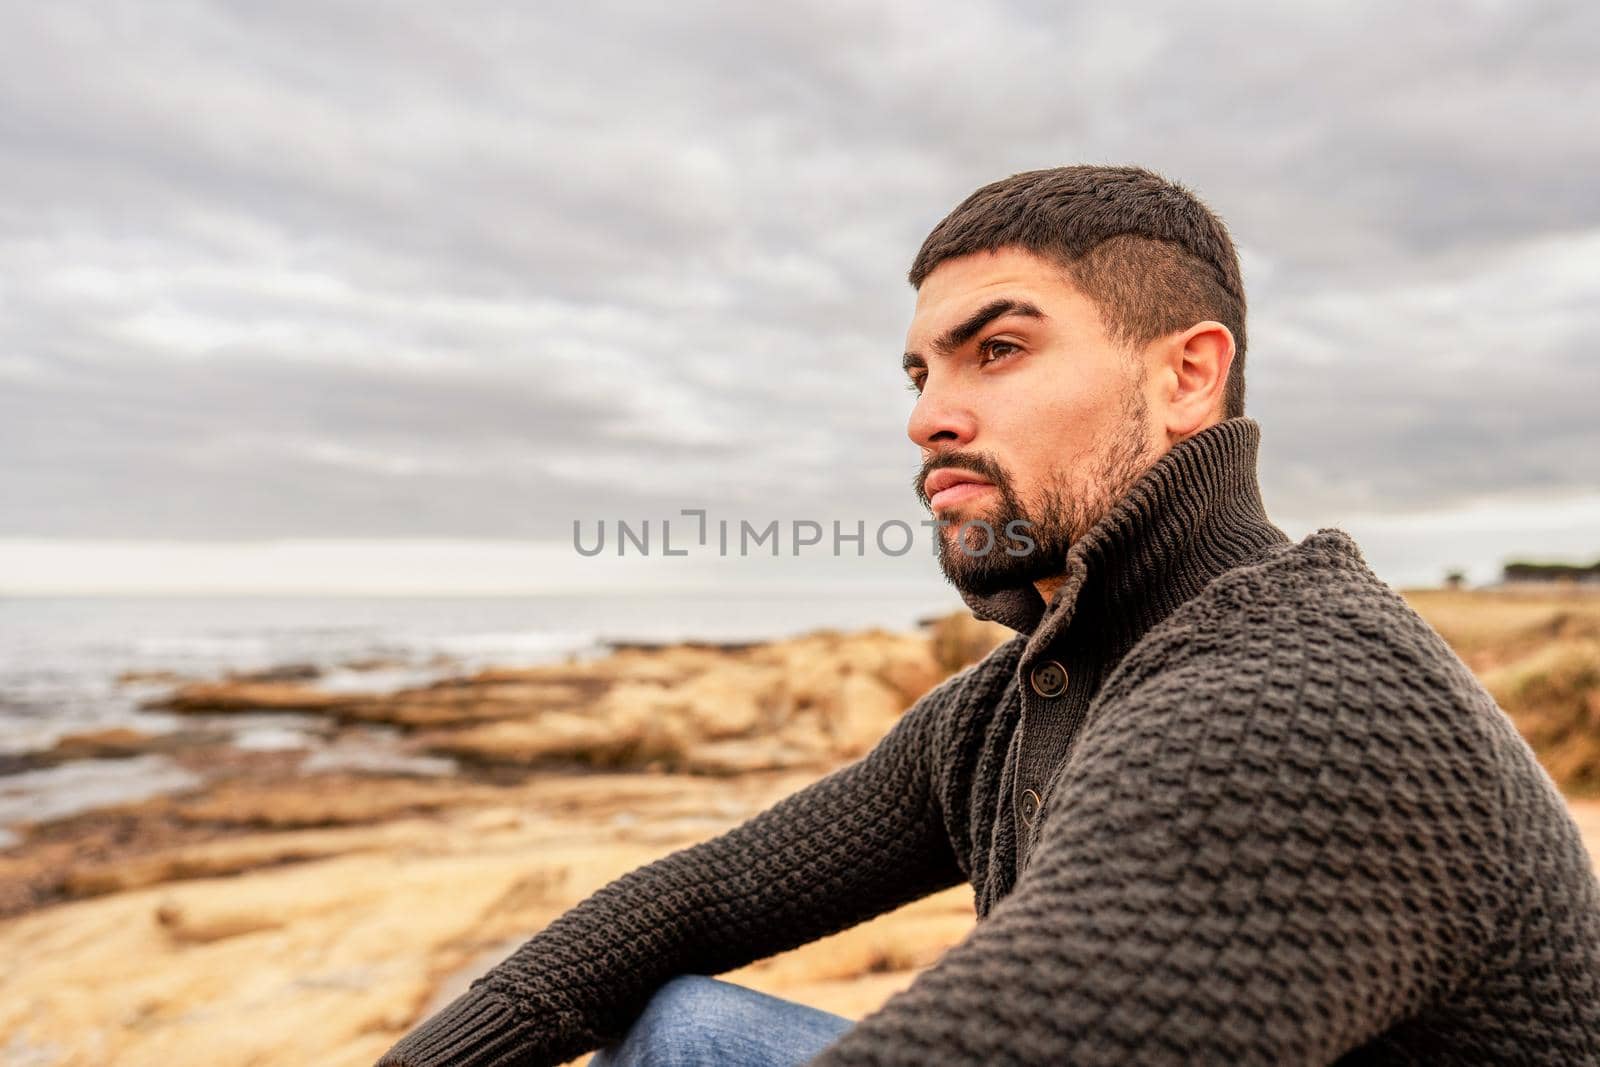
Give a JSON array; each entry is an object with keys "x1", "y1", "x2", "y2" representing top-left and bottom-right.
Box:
[{"x1": 377, "y1": 166, "x2": 1600, "y2": 1067}]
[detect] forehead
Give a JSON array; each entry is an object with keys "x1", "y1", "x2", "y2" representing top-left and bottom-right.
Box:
[{"x1": 906, "y1": 247, "x2": 1093, "y2": 344}]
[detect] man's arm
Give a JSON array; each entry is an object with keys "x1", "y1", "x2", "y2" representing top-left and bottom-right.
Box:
[
  {"x1": 374, "y1": 656, "x2": 998, "y2": 1067},
  {"x1": 800, "y1": 611, "x2": 1508, "y2": 1066}
]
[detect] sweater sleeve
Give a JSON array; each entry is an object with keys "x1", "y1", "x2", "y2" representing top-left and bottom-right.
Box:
[
  {"x1": 801, "y1": 601, "x2": 1509, "y2": 1066},
  {"x1": 373, "y1": 659, "x2": 980, "y2": 1067}
]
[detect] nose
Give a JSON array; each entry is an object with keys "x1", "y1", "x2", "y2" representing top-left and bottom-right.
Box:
[{"x1": 906, "y1": 373, "x2": 977, "y2": 451}]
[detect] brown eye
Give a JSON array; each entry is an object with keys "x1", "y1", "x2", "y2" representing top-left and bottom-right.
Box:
[{"x1": 979, "y1": 340, "x2": 1019, "y2": 365}]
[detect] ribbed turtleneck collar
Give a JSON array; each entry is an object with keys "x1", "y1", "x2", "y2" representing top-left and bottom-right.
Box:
[{"x1": 959, "y1": 416, "x2": 1291, "y2": 667}]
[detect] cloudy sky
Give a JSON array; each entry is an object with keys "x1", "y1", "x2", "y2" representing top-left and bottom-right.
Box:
[{"x1": 1, "y1": 1, "x2": 1596, "y2": 592}]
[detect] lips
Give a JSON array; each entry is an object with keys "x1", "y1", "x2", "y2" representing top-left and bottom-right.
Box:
[{"x1": 924, "y1": 468, "x2": 995, "y2": 511}]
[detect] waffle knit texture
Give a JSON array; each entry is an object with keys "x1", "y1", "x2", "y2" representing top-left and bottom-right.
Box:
[{"x1": 377, "y1": 417, "x2": 1600, "y2": 1066}]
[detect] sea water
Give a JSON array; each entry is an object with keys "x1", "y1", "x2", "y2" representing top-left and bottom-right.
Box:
[{"x1": 0, "y1": 590, "x2": 960, "y2": 838}]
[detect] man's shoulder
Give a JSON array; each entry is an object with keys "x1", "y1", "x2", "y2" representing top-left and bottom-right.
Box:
[
  {"x1": 1201, "y1": 525, "x2": 1385, "y2": 609},
  {"x1": 1162, "y1": 526, "x2": 1439, "y2": 648},
  {"x1": 1114, "y1": 526, "x2": 1494, "y2": 717}
]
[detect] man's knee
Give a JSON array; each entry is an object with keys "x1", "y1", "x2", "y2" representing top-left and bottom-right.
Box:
[
  {"x1": 635, "y1": 974, "x2": 725, "y2": 1031},
  {"x1": 589, "y1": 975, "x2": 723, "y2": 1067}
]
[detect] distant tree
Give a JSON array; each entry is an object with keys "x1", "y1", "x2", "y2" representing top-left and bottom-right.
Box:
[
  {"x1": 1502, "y1": 559, "x2": 1600, "y2": 584},
  {"x1": 1443, "y1": 568, "x2": 1467, "y2": 590}
]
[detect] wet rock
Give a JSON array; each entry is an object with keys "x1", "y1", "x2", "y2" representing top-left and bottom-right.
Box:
[
  {"x1": 227, "y1": 662, "x2": 323, "y2": 683},
  {"x1": 146, "y1": 681, "x2": 366, "y2": 716},
  {"x1": 26, "y1": 728, "x2": 228, "y2": 769},
  {"x1": 604, "y1": 638, "x2": 764, "y2": 653},
  {"x1": 0, "y1": 752, "x2": 44, "y2": 776},
  {"x1": 46, "y1": 728, "x2": 162, "y2": 761}
]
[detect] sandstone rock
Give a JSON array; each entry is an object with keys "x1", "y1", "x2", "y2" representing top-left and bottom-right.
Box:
[
  {"x1": 59, "y1": 820, "x2": 436, "y2": 898},
  {"x1": 342, "y1": 656, "x2": 410, "y2": 672},
  {"x1": 169, "y1": 776, "x2": 496, "y2": 830},
  {"x1": 148, "y1": 681, "x2": 366, "y2": 716},
  {"x1": 135, "y1": 626, "x2": 953, "y2": 763},
  {"x1": 924, "y1": 611, "x2": 1013, "y2": 675},
  {"x1": 417, "y1": 710, "x2": 689, "y2": 771},
  {"x1": 46, "y1": 728, "x2": 162, "y2": 760},
  {"x1": 680, "y1": 739, "x2": 826, "y2": 777},
  {"x1": 155, "y1": 898, "x2": 285, "y2": 943},
  {"x1": 3, "y1": 594, "x2": 1598, "y2": 1066},
  {"x1": 828, "y1": 673, "x2": 909, "y2": 758},
  {"x1": 393, "y1": 629, "x2": 948, "y2": 774},
  {"x1": 227, "y1": 662, "x2": 323, "y2": 683},
  {"x1": 115, "y1": 668, "x2": 191, "y2": 686}
]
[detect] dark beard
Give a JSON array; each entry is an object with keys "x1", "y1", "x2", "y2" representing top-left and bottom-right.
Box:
[{"x1": 921, "y1": 390, "x2": 1156, "y2": 598}]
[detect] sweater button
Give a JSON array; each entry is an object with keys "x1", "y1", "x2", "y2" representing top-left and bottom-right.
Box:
[
  {"x1": 1029, "y1": 660, "x2": 1068, "y2": 698},
  {"x1": 1020, "y1": 788, "x2": 1042, "y2": 827}
]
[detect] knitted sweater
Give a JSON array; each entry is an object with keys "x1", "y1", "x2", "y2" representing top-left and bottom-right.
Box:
[{"x1": 376, "y1": 417, "x2": 1600, "y2": 1066}]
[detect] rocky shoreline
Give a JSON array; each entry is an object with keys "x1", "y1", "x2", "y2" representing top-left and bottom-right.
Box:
[
  {"x1": 0, "y1": 612, "x2": 1012, "y2": 918},
  {"x1": 1, "y1": 592, "x2": 1596, "y2": 1066}
]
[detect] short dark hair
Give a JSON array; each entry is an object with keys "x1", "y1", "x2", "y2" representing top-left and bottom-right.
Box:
[{"x1": 908, "y1": 165, "x2": 1248, "y2": 419}]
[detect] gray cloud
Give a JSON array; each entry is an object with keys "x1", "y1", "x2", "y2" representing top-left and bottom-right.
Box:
[{"x1": 0, "y1": 1, "x2": 1595, "y2": 542}]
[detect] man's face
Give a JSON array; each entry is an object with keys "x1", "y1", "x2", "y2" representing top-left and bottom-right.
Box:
[{"x1": 904, "y1": 246, "x2": 1163, "y2": 598}]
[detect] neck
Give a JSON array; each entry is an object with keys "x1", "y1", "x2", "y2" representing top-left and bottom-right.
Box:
[
  {"x1": 961, "y1": 416, "x2": 1291, "y2": 666},
  {"x1": 1031, "y1": 574, "x2": 1067, "y2": 606}
]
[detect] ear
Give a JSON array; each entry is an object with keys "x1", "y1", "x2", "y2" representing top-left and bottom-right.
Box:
[{"x1": 1157, "y1": 321, "x2": 1233, "y2": 439}]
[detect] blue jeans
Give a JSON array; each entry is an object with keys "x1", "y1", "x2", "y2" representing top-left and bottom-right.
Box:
[{"x1": 587, "y1": 975, "x2": 856, "y2": 1067}]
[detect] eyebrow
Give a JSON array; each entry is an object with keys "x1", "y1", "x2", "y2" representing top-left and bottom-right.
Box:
[{"x1": 902, "y1": 298, "x2": 1046, "y2": 372}]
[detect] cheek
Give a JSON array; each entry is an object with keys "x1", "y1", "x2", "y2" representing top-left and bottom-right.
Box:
[
  {"x1": 984, "y1": 361, "x2": 1107, "y2": 476},
  {"x1": 1008, "y1": 358, "x2": 1103, "y2": 417},
  {"x1": 1000, "y1": 405, "x2": 1105, "y2": 505},
  {"x1": 1009, "y1": 390, "x2": 1100, "y2": 460}
]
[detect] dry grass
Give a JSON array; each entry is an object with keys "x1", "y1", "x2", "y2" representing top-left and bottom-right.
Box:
[
  {"x1": 1404, "y1": 587, "x2": 1600, "y2": 795},
  {"x1": 1401, "y1": 587, "x2": 1600, "y2": 672}
]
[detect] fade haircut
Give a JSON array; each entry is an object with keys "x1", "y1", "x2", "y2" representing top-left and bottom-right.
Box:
[{"x1": 908, "y1": 165, "x2": 1248, "y2": 419}]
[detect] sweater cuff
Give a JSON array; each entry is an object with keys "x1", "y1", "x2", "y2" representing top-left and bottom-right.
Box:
[{"x1": 376, "y1": 986, "x2": 548, "y2": 1067}]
